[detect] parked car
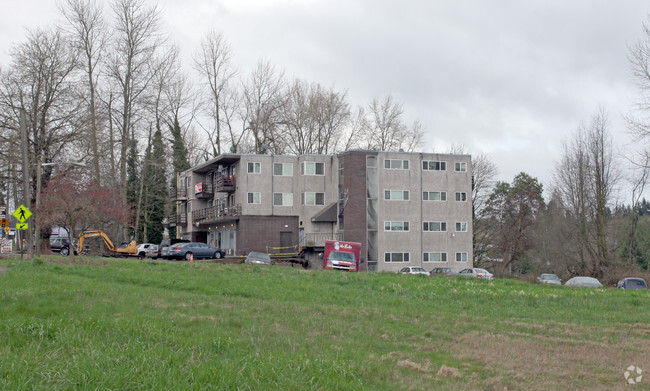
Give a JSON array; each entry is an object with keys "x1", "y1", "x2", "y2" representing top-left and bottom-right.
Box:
[
  {"x1": 430, "y1": 267, "x2": 458, "y2": 276},
  {"x1": 164, "y1": 242, "x2": 225, "y2": 261},
  {"x1": 615, "y1": 277, "x2": 648, "y2": 290},
  {"x1": 145, "y1": 244, "x2": 159, "y2": 259},
  {"x1": 537, "y1": 273, "x2": 562, "y2": 285},
  {"x1": 398, "y1": 266, "x2": 429, "y2": 275},
  {"x1": 50, "y1": 237, "x2": 70, "y2": 255},
  {"x1": 564, "y1": 276, "x2": 602, "y2": 288},
  {"x1": 459, "y1": 268, "x2": 494, "y2": 279},
  {"x1": 244, "y1": 252, "x2": 273, "y2": 266},
  {"x1": 159, "y1": 238, "x2": 191, "y2": 259},
  {"x1": 136, "y1": 243, "x2": 155, "y2": 259}
]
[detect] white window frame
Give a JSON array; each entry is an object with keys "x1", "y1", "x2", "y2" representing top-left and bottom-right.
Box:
[
  {"x1": 456, "y1": 252, "x2": 469, "y2": 262},
  {"x1": 273, "y1": 162, "x2": 293, "y2": 176},
  {"x1": 384, "y1": 159, "x2": 410, "y2": 170},
  {"x1": 455, "y1": 192, "x2": 467, "y2": 202},
  {"x1": 384, "y1": 221, "x2": 410, "y2": 232},
  {"x1": 247, "y1": 192, "x2": 261, "y2": 204},
  {"x1": 423, "y1": 191, "x2": 447, "y2": 201},
  {"x1": 423, "y1": 221, "x2": 447, "y2": 232},
  {"x1": 384, "y1": 252, "x2": 410, "y2": 263},
  {"x1": 302, "y1": 161, "x2": 325, "y2": 176},
  {"x1": 455, "y1": 162, "x2": 467, "y2": 172},
  {"x1": 423, "y1": 161, "x2": 446, "y2": 171},
  {"x1": 455, "y1": 222, "x2": 468, "y2": 232},
  {"x1": 247, "y1": 162, "x2": 261, "y2": 174},
  {"x1": 423, "y1": 252, "x2": 448, "y2": 263},
  {"x1": 273, "y1": 193, "x2": 293, "y2": 206},
  {"x1": 384, "y1": 190, "x2": 410, "y2": 201},
  {"x1": 302, "y1": 192, "x2": 325, "y2": 206}
]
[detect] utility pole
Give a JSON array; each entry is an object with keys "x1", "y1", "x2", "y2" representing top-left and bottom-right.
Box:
[{"x1": 19, "y1": 108, "x2": 33, "y2": 259}]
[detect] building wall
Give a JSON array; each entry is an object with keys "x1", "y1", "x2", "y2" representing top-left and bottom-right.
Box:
[{"x1": 236, "y1": 215, "x2": 299, "y2": 256}]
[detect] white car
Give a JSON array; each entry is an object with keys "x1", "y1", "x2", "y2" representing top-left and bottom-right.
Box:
[
  {"x1": 459, "y1": 268, "x2": 494, "y2": 279},
  {"x1": 398, "y1": 266, "x2": 429, "y2": 275},
  {"x1": 136, "y1": 243, "x2": 156, "y2": 259},
  {"x1": 564, "y1": 276, "x2": 602, "y2": 288},
  {"x1": 537, "y1": 273, "x2": 561, "y2": 285}
]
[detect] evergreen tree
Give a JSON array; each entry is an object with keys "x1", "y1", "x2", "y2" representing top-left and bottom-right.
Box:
[
  {"x1": 169, "y1": 116, "x2": 190, "y2": 238},
  {"x1": 145, "y1": 125, "x2": 167, "y2": 244}
]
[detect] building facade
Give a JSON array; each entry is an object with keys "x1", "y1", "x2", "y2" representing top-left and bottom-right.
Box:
[{"x1": 172, "y1": 150, "x2": 473, "y2": 272}]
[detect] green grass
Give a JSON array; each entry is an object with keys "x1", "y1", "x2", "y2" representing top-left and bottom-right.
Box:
[{"x1": 0, "y1": 257, "x2": 649, "y2": 390}]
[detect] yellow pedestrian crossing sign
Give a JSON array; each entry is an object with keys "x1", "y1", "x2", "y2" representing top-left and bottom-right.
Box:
[
  {"x1": 16, "y1": 223, "x2": 28, "y2": 230},
  {"x1": 13, "y1": 205, "x2": 32, "y2": 223}
]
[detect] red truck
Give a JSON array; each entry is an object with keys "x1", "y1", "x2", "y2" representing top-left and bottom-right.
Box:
[{"x1": 323, "y1": 240, "x2": 361, "y2": 272}]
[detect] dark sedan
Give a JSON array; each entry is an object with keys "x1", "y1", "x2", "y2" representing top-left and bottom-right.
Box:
[{"x1": 164, "y1": 242, "x2": 225, "y2": 261}]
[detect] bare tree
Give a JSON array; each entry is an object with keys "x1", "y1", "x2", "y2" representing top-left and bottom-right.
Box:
[
  {"x1": 553, "y1": 109, "x2": 619, "y2": 278},
  {"x1": 106, "y1": 0, "x2": 163, "y2": 203},
  {"x1": 280, "y1": 80, "x2": 350, "y2": 154},
  {"x1": 362, "y1": 94, "x2": 423, "y2": 152},
  {"x1": 194, "y1": 30, "x2": 237, "y2": 157},
  {"x1": 60, "y1": 0, "x2": 108, "y2": 184},
  {"x1": 242, "y1": 60, "x2": 286, "y2": 154},
  {"x1": 471, "y1": 153, "x2": 499, "y2": 266}
]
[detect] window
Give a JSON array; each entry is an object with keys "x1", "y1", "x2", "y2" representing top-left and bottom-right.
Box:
[
  {"x1": 273, "y1": 162, "x2": 293, "y2": 176},
  {"x1": 273, "y1": 193, "x2": 293, "y2": 206},
  {"x1": 423, "y1": 191, "x2": 447, "y2": 201},
  {"x1": 384, "y1": 221, "x2": 410, "y2": 231},
  {"x1": 423, "y1": 161, "x2": 446, "y2": 171},
  {"x1": 455, "y1": 222, "x2": 468, "y2": 232},
  {"x1": 384, "y1": 190, "x2": 410, "y2": 200},
  {"x1": 302, "y1": 162, "x2": 324, "y2": 175},
  {"x1": 302, "y1": 192, "x2": 325, "y2": 206},
  {"x1": 384, "y1": 252, "x2": 410, "y2": 263},
  {"x1": 423, "y1": 252, "x2": 447, "y2": 262},
  {"x1": 455, "y1": 192, "x2": 467, "y2": 202},
  {"x1": 247, "y1": 192, "x2": 261, "y2": 204},
  {"x1": 456, "y1": 252, "x2": 469, "y2": 262},
  {"x1": 423, "y1": 222, "x2": 447, "y2": 232},
  {"x1": 247, "y1": 162, "x2": 261, "y2": 174},
  {"x1": 384, "y1": 159, "x2": 409, "y2": 170},
  {"x1": 455, "y1": 162, "x2": 467, "y2": 172}
]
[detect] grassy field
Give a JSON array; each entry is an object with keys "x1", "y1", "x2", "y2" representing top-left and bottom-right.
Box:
[{"x1": 0, "y1": 256, "x2": 649, "y2": 390}]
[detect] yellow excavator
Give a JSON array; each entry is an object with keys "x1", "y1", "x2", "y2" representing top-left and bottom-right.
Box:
[{"x1": 76, "y1": 230, "x2": 138, "y2": 257}]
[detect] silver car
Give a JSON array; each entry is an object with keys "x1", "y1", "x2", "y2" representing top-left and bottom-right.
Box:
[
  {"x1": 564, "y1": 276, "x2": 602, "y2": 288},
  {"x1": 537, "y1": 273, "x2": 561, "y2": 285},
  {"x1": 398, "y1": 266, "x2": 429, "y2": 275},
  {"x1": 244, "y1": 252, "x2": 273, "y2": 266},
  {"x1": 459, "y1": 268, "x2": 494, "y2": 279}
]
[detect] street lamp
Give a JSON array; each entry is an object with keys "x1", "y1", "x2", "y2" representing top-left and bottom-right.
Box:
[{"x1": 35, "y1": 161, "x2": 86, "y2": 256}]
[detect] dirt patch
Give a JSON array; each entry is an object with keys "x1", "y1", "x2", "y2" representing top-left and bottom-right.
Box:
[{"x1": 447, "y1": 325, "x2": 650, "y2": 390}]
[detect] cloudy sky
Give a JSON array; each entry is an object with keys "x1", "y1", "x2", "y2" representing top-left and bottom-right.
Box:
[{"x1": 2, "y1": 0, "x2": 649, "y2": 189}]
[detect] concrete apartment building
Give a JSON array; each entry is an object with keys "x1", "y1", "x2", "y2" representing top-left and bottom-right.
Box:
[{"x1": 172, "y1": 150, "x2": 473, "y2": 272}]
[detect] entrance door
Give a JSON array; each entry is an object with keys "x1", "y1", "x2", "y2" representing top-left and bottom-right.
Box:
[{"x1": 280, "y1": 231, "x2": 293, "y2": 249}]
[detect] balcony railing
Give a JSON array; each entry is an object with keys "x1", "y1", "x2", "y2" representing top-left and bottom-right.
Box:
[
  {"x1": 300, "y1": 233, "x2": 343, "y2": 247},
  {"x1": 169, "y1": 186, "x2": 188, "y2": 200},
  {"x1": 167, "y1": 213, "x2": 187, "y2": 227},
  {"x1": 215, "y1": 175, "x2": 236, "y2": 193},
  {"x1": 195, "y1": 178, "x2": 214, "y2": 199},
  {"x1": 192, "y1": 204, "x2": 242, "y2": 223}
]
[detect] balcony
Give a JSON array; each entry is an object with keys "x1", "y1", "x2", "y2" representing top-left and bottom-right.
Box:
[
  {"x1": 300, "y1": 232, "x2": 344, "y2": 248},
  {"x1": 167, "y1": 213, "x2": 187, "y2": 227},
  {"x1": 192, "y1": 204, "x2": 242, "y2": 224},
  {"x1": 195, "y1": 178, "x2": 214, "y2": 199},
  {"x1": 215, "y1": 175, "x2": 236, "y2": 193},
  {"x1": 170, "y1": 186, "x2": 188, "y2": 201}
]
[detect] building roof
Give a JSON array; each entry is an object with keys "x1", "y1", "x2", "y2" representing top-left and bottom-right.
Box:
[{"x1": 311, "y1": 202, "x2": 338, "y2": 223}]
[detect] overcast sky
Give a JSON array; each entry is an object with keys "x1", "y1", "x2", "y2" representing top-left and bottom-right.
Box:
[{"x1": 2, "y1": 0, "x2": 649, "y2": 190}]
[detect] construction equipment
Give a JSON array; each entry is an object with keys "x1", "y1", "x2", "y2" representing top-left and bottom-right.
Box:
[{"x1": 76, "y1": 230, "x2": 138, "y2": 257}]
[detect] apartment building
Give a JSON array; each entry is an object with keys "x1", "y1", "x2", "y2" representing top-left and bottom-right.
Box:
[{"x1": 172, "y1": 150, "x2": 473, "y2": 272}]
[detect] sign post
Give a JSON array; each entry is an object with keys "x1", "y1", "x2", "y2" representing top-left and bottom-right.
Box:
[{"x1": 13, "y1": 205, "x2": 32, "y2": 260}]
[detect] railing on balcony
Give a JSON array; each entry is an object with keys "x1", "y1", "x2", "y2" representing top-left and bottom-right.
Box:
[
  {"x1": 195, "y1": 178, "x2": 214, "y2": 199},
  {"x1": 167, "y1": 213, "x2": 187, "y2": 227},
  {"x1": 300, "y1": 232, "x2": 344, "y2": 248},
  {"x1": 192, "y1": 204, "x2": 242, "y2": 223},
  {"x1": 215, "y1": 175, "x2": 236, "y2": 192},
  {"x1": 169, "y1": 186, "x2": 188, "y2": 200}
]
